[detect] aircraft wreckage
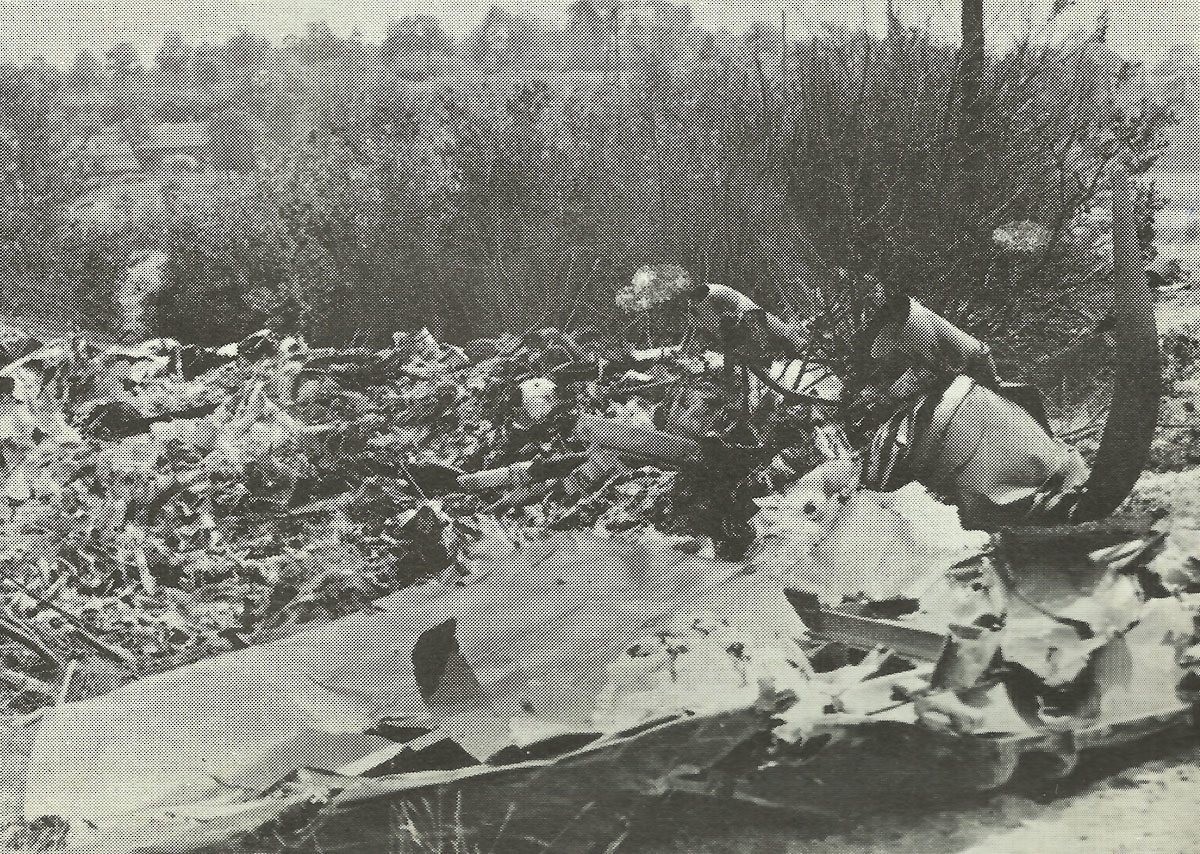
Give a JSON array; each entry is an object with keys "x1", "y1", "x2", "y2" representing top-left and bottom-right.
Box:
[{"x1": 3, "y1": 167, "x2": 1199, "y2": 854}]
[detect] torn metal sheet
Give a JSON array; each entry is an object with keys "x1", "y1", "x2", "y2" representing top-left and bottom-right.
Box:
[{"x1": 12, "y1": 489, "x2": 1200, "y2": 854}]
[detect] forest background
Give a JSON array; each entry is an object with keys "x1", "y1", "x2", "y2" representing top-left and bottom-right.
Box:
[{"x1": 0, "y1": 1, "x2": 1192, "y2": 379}]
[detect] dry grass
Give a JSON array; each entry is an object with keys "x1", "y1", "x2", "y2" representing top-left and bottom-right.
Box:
[{"x1": 384, "y1": 791, "x2": 629, "y2": 854}]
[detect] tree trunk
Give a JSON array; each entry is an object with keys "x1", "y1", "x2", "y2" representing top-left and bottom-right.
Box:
[{"x1": 960, "y1": 0, "x2": 985, "y2": 166}]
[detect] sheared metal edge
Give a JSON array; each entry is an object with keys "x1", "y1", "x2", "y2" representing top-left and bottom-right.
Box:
[
  {"x1": 49, "y1": 694, "x2": 1197, "y2": 854},
  {"x1": 57, "y1": 792, "x2": 313, "y2": 854},
  {"x1": 52, "y1": 708, "x2": 764, "y2": 853}
]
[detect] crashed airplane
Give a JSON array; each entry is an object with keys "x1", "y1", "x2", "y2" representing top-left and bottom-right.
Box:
[
  {"x1": 4, "y1": 164, "x2": 1198, "y2": 854},
  {"x1": 16, "y1": 486, "x2": 1200, "y2": 854}
]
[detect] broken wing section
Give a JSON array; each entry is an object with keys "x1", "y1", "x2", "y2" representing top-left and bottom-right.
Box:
[{"x1": 21, "y1": 533, "x2": 773, "y2": 823}]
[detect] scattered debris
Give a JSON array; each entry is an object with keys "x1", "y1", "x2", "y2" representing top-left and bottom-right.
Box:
[
  {"x1": 0, "y1": 316, "x2": 840, "y2": 712},
  {"x1": 0, "y1": 314, "x2": 1198, "y2": 853}
]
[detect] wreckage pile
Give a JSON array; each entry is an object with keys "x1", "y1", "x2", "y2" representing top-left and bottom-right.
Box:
[
  {"x1": 0, "y1": 320, "x2": 783, "y2": 711},
  {"x1": 3, "y1": 309, "x2": 1200, "y2": 852}
]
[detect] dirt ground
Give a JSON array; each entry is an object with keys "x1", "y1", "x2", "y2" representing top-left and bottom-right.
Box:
[{"x1": 625, "y1": 731, "x2": 1200, "y2": 854}]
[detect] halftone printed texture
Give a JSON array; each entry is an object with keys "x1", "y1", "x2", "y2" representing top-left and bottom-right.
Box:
[
  {"x1": 5, "y1": 9, "x2": 1190, "y2": 472},
  {"x1": 0, "y1": 9, "x2": 1195, "y2": 854},
  {"x1": 5, "y1": 8, "x2": 1177, "y2": 348},
  {"x1": 22, "y1": 534, "x2": 797, "y2": 811}
]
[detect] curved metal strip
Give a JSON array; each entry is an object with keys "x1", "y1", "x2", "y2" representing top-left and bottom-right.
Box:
[{"x1": 1072, "y1": 162, "x2": 1160, "y2": 521}]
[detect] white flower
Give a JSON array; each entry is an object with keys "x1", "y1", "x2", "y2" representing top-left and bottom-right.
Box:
[{"x1": 617, "y1": 265, "x2": 692, "y2": 311}]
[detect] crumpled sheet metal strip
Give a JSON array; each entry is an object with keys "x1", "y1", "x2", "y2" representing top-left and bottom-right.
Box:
[{"x1": 49, "y1": 694, "x2": 1198, "y2": 854}]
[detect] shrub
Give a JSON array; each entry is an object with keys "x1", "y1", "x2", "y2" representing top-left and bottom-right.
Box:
[
  {"x1": 113, "y1": 10, "x2": 1178, "y2": 364},
  {"x1": 292, "y1": 14, "x2": 1171, "y2": 354},
  {"x1": 161, "y1": 182, "x2": 302, "y2": 345}
]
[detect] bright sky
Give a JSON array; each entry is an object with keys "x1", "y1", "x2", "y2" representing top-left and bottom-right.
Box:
[{"x1": 0, "y1": 0, "x2": 1195, "y2": 68}]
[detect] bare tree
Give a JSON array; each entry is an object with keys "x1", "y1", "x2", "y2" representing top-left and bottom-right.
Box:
[{"x1": 960, "y1": 0, "x2": 985, "y2": 163}]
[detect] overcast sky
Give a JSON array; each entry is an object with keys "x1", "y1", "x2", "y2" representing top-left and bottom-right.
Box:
[{"x1": 0, "y1": 0, "x2": 1194, "y2": 68}]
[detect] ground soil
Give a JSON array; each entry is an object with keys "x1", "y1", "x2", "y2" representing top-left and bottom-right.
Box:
[{"x1": 625, "y1": 731, "x2": 1200, "y2": 854}]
